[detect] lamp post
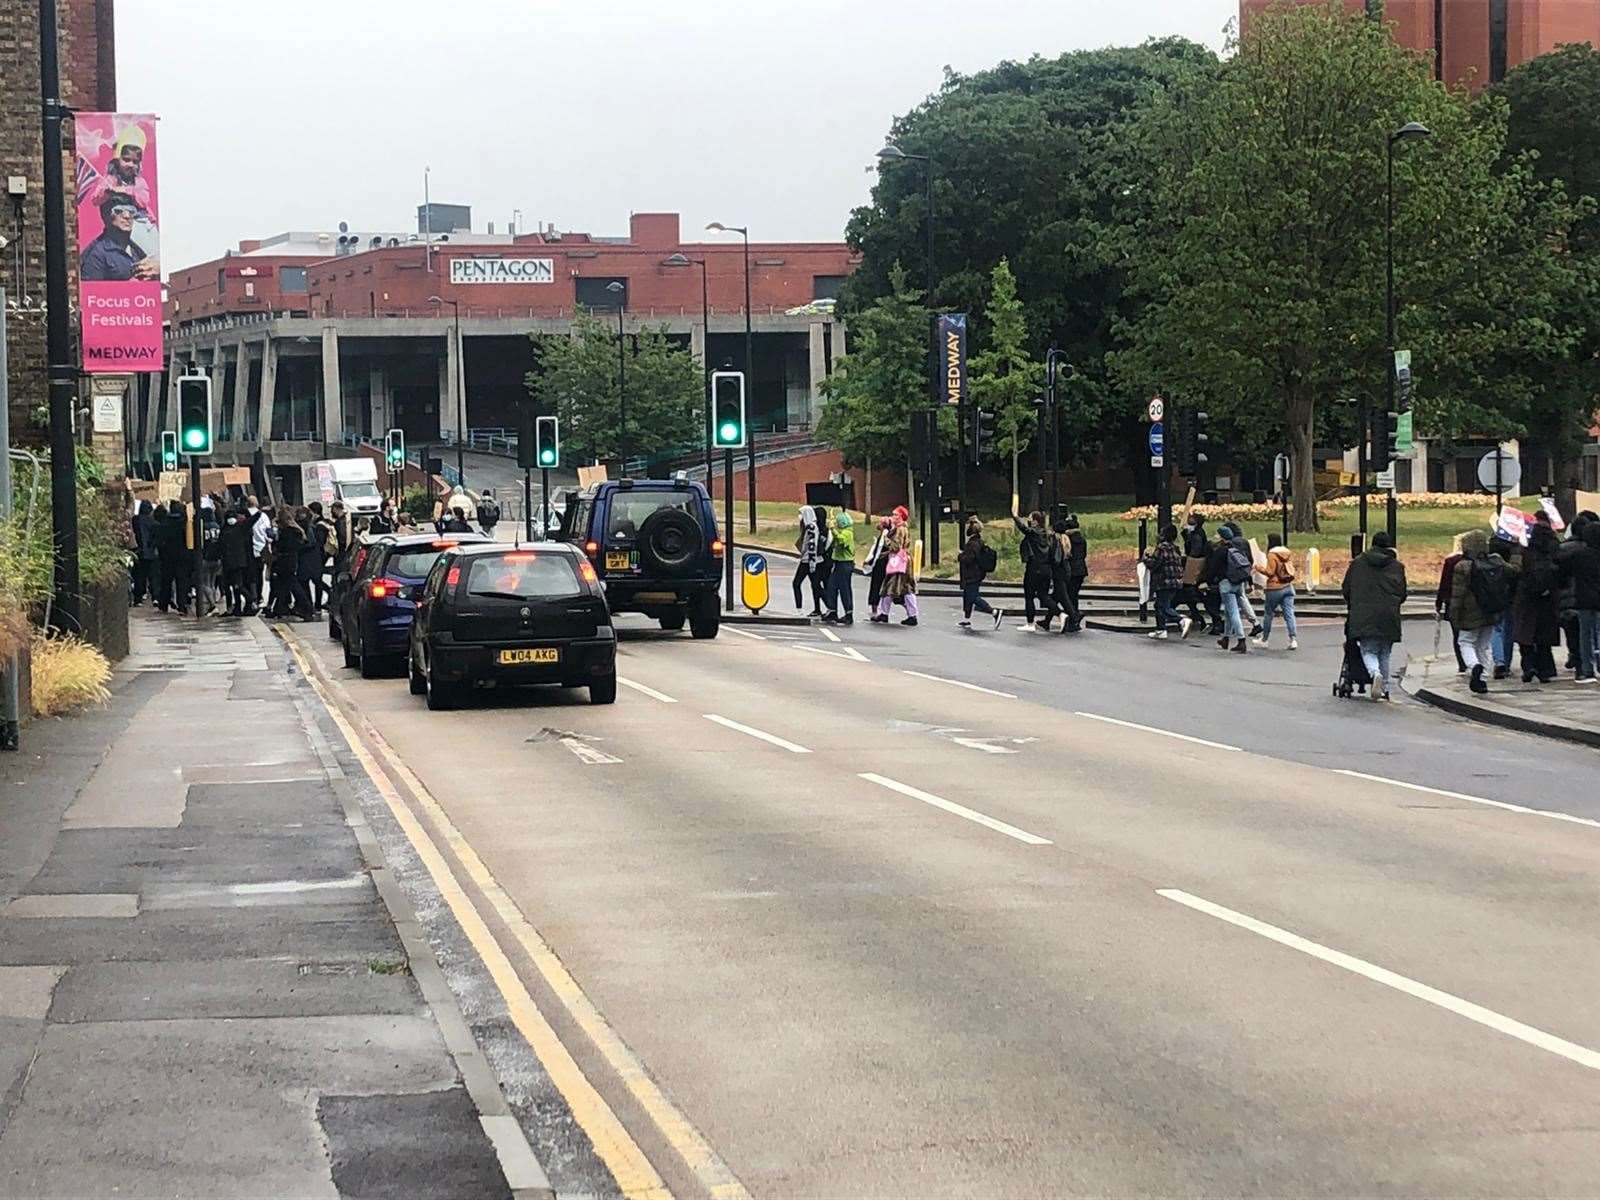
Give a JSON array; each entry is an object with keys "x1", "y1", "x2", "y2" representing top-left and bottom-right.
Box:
[
  {"x1": 877, "y1": 142, "x2": 944, "y2": 564},
  {"x1": 707, "y1": 222, "x2": 756, "y2": 532},
  {"x1": 427, "y1": 295, "x2": 465, "y2": 486},
  {"x1": 1385, "y1": 121, "x2": 1431, "y2": 548},
  {"x1": 663, "y1": 253, "x2": 711, "y2": 487},
  {"x1": 605, "y1": 280, "x2": 628, "y2": 468}
]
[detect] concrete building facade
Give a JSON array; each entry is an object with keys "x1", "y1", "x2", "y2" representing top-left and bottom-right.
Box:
[
  {"x1": 151, "y1": 210, "x2": 856, "y2": 495},
  {"x1": 1241, "y1": 0, "x2": 1600, "y2": 87}
]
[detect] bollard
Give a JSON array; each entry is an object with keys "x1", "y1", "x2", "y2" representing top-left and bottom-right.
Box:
[
  {"x1": 1306, "y1": 546, "x2": 1321, "y2": 594},
  {"x1": 1137, "y1": 517, "x2": 1149, "y2": 624}
]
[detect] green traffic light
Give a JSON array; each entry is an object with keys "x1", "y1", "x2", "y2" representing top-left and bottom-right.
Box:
[
  {"x1": 718, "y1": 421, "x2": 740, "y2": 443},
  {"x1": 183, "y1": 428, "x2": 206, "y2": 450},
  {"x1": 539, "y1": 449, "x2": 556, "y2": 466}
]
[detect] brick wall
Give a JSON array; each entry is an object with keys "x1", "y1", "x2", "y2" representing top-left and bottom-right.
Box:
[
  {"x1": 713, "y1": 447, "x2": 910, "y2": 510},
  {"x1": 2, "y1": 0, "x2": 114, "y2": 440}
]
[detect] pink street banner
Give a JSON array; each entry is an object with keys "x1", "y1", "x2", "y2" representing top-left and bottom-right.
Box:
[{"x1": 74, "y1": 112, "x2": 163, "y2": 373}]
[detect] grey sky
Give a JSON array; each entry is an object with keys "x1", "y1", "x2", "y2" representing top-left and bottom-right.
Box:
[{"x1": 117, "y1": 1, "x2": 1236, "y2": 274}]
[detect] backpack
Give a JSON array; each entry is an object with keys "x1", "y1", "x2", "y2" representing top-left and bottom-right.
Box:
[
  {"x1": 1268, "y1": 550, "x2": 1295, "y2": 586},
  {"x1": 1469, "y1": 558, "x2": 1512, "y2": 616},
  {"x1": 978, "y1": 542, "x2": 998, "y2": 575},
  {"x1": 320, "y1": 521, "x2": 338, "y2": 557},
  {"x1": 1225, "y1": 545, "x2": 1252, "y2": 584}
]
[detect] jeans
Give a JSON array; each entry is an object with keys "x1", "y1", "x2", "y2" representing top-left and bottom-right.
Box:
[
  {"x1": 961, "y1": 581, "x2": 994, "y2": 618},
  {"x1": 1219, "y1": 579, "x2": 1246, "y2": 639},
  {"x1": 827, "y1": 560, "x2": 854, "y2": 617},
  {"x1": 1357, "y1": 637, "x2": 1394, "y2": 693},
  {"x1": 1261, "y1": 587, "x2": 1296, "y2": 640},
  {"x1": 1493, "y1": 608, "x2": 1514, "y2": 669},
  {"x1": 1578, "y1": 609, "x2": 1600, "y2": 680},
  {"x1": 1154, "y1": 587, "x2": 1180, "y2": 631},
  {"x1": 1457, "y1": 625, "x2": 1495, "y2": 672},
  {"x1": 1022, "y1": 571, "x2": 1054, "y2": 624}
]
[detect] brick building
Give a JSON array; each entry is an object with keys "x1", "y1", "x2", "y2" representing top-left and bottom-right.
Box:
[
  {"x1": 1241, "y1": 0, "x2": 1600, "y2": 87},
  {"x1": 1, "y1": 0, "x2": 115, "y2": 443},
  {"x1": 152, "y1": 208, "x2": 857, "y2": 494}
]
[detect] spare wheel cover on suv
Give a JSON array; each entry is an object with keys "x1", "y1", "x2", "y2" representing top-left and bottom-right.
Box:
[{"x1": 638, "y1": 507, "x2": 704, "y2": 576}]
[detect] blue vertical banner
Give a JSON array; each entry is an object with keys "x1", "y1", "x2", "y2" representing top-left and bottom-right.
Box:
[{"x1": 937, "y1": 312, "x2": 968, "y2": 406}]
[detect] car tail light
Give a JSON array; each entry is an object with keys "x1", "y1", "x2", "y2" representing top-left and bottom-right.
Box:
[
  {"x1": 710, "y1": 539, "x2": 724, "y2": 557},
  {"x1": 432, "y1": 540, "x2": 457, "y2": 549},
  {"x1": 578, "y1": 561, "x2": 598, "y2": 585},
  {"x1": 503, "y1": 552, "x2": 536, "y2": 562},
  {"x1": 583, "y1": 540, "x2": 599, "y2": 559},
  {"x1": 368, "y1": 577, "x2": 402, "y2": 599},
  {"x1": 445, "y1": 566, "x2": 460, "y2": 587}
]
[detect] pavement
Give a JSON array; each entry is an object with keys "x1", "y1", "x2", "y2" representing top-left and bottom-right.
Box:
[
  {"x1": 0, "y1": 612, "x2": 549, "y2": 1199},
  {"x1": 1402, "y1": 645, "x2": 1600, "y2": 749},
  {"x1": 278, "y1": 572, "x2": 1600, "y2": 1197}
]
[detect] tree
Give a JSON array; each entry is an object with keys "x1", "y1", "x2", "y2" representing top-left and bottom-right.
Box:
[
  {"x1": 526, "y1": 313, "x2": 701, "y2": 467},
  {"x1": 969, "y1": 260, "x2": 1044, "y2": 505},
  {"x1": 817, "y1": 264, "x2": 944, "y2": 504},
  {"x1": 1112, "y1": 1, "x2": 1583, "y2": 531},
  {"x1": 843, "y1": 40, "x2": 1217, "y2": 466}
]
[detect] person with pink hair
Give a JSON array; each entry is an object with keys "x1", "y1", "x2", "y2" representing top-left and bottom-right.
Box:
[{"x1": 872, "y1": 507, "x2": 919, "y2": 626}]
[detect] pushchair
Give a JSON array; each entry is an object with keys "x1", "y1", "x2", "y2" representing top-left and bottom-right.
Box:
[{"x1": 1334, "y1": 629, "x2": 1373, "y2": 699}]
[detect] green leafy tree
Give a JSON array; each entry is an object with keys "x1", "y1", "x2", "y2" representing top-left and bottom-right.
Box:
[
  {"x1": 969, "y1": 260, "x2": 1044, "y2": 505},
  {"x1": 1113, "y1": 1, "x2": 1583, "y2": 531},
  {"x1": 844, "y1": 40, "x2": 1217, "y2": 467},
  {"x1": 526, "y1": 312, "x2": 701, "y2": 467},
  {"x1": 818, "y1": 264, "x2": 947, "y2": 510}
]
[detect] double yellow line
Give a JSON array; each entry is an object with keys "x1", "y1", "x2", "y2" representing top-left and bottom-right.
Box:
[{"x1": 280, "y1": 630, "x2": 749, "y2": 1200}]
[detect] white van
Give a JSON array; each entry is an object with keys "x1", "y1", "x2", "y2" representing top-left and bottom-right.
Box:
[{"x1": 301, "y1": 458, "x2": 383, "y2": 517}]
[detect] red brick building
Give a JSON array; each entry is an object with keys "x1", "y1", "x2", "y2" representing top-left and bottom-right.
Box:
[
  {"x1": 154, "y1": 208, "x2": 856, "y2": 494},
  {"x1": 1240, "y1": 0, "x2": 1600, "y2": 87}
]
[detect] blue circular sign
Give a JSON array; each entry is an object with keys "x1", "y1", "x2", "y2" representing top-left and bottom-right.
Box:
[
  {"x1": 741, "y1": 552, "x2": 767, "y2": 577},
  {"x1": 1148, "y1": 422, "x2": 1165, "y2": 455}
]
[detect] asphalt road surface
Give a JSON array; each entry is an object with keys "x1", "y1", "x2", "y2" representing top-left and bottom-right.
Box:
[{"x1": 292, "y1": 580, "x2": 1600, "y2": 1198}]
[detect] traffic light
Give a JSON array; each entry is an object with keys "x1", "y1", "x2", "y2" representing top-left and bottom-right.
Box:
[
  {"x1": 1194, "y1": 410, "x2": 1211, "y2": 467},
  {"x1": 1176, "y1": 409, "x2": 1197, "y2": 475},
  {"x1": 535, "y1": 416, "x2": 560, "y2": 468},
  {"x1": 974, "y1": 409, "x2": 997, "y2": 461},
  {"x1": 710, "y1": 370, "x2": 745, "y2": 449},
  {"x1": 160, "y1": 430, "x2": 178, "y2": 472},
  {"x1": 177, "y1": 375, "x2": 213, "y2": 456},
  {"x1": 385, "y1": 428, "x2": 405, "y2": 473},
  {"x1": 1383, "y1": 406, "x2": 1402, "y2": 462}
]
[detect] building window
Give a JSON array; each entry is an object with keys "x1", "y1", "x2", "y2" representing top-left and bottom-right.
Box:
[
  {"x1": 244, "y1": 281, "x2": 255, "y2": 298},
  {"x1": 812, "y1": 275, "x2": 847, "y2": 301},
  {"x1": 217, "y1": 268, "x2": 225, "y2": 296},
  {"x1": 279, "y1": 265, "x2": 308, "y2": 293},
  {"x1": 1488, "y1": 0, "x2": 1508, "y2": 83},
  {"x1": 575, "y1": 277, "x2": 628, "y2": 310}
]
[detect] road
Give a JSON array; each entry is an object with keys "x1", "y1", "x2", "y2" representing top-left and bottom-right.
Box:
[{"x1": 288, "y1": 581, "x2": 1600, "y2": 1198}]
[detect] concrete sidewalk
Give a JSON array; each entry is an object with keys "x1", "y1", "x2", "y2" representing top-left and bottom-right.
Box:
[
  {"x1": 0, "y1": 612, "x2": 547, "y2": 1198},
  {"x1": 1402, "y1": 650, "x2": 1600, "y2": 749}
]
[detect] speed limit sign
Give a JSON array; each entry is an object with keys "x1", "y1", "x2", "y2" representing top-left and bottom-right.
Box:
[{"x1": 1147, "y1": 396, "x2": 1165, "y2": 423}]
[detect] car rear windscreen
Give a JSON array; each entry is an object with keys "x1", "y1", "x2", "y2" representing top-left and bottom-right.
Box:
[
  {"x1": 387, "y1": 549, "x2": 448, "y2": 579},
  {"x1": 464, "y1": 554, "x2": 584, "y2": 600},
  {"x1": 604, "y1": 493, "x2": 694, "y2": 541}
]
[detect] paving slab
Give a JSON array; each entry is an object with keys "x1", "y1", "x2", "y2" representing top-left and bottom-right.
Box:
[{"x1": 1404, "y1": 653, "x2": 1600, "y2": 749}]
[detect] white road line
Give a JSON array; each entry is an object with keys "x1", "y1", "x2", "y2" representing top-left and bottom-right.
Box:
[
  {"x1": 1158, "y1": 888, "x2": 1600, "y2": 1073},
  {"x1": 818, "y1": 627, "x2": 842, "y2": 643},
  {"x1": 702, "y1": 714, "x2": 812, "y2": 754},
  {"x1": 560, "y1": 737, "x2": 622, "y2": 765},
  {"x1": 951, "y1": 737, "x2": 1017, "y2": 755},
  {"x1": 901, "y1": 669, "x2": 1017, "y2": 699},
  {"x1": 795, "y1": 643, "x2": 870, "y2": 663},
  {"x1": 1335, "y1": 770, "x2": 1600, "y2": 829},
  {"x1": 1073, "y1": 711, "x2": 1241, "y2": 753},
  {"x1": 721, "y1": 625, "x2": 766, "y2": 641},
  {"x1": 617, "y1": 677, "x2": 677, "y2": 704},
  {"x1": 858, "y1": 773, "x2": 1052, "y2": 845}
]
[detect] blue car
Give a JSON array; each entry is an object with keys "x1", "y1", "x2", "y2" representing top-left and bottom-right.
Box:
[{"x1": 339, "y1": 532, "x2": 489, "y2": 677}]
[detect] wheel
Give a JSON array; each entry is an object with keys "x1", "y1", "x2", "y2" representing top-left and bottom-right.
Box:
[
  {"x1": 342, "y1": 634, "x2": 357, "y2": 670},
  {"x1": 589, "y1": 672, "x2": 617, "y2": 705},
  {"x1": 409, "y1": 658, "x2": 427, "y2": 696},
  {"x1": 359, "y1": 647, "x2": 382, "y2": 679},
  {"x1": 426, "y1": 672, "x2": 458, "y2": 711},
  {"x1": 690, "y1": 616, "x2": 719, "y2": 639},
  {"x1": 658, "y1": 611, "x2": 686, "y2": 631},
  {"x1": 689, "y1": 593, "x2": 719, "y2": 640}
]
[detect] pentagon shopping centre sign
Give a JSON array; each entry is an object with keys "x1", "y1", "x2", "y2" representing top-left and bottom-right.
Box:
[{"x1": 448, "y1": 257, "x2": 555, "y2": 285}]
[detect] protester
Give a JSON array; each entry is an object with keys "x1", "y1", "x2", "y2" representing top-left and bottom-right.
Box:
[
  {"x1": 1514, "y1": 523, "x2": 1562, "y2": 683},
  {"x1": 328, "y1": 501, "x2": 353, "y2": 558},
  {"x1": 1253, "y1": 533, "x2": 1298, "y2": 650},
  {"x1": 1213, "y1": 524, "x2": 1255, "y2": 653},
  {"x1": 370, "y1": 500, "x2": 397, "y2": 535},
  {"x1": 1557, "y1": 514, "x2": 1600, "y2": 683},
  {"x1": 294, "y1": 506, "x2": 324, "y2": 618},
  {"x1": 246, "y1": 495, "x2": 271, "y2": 615},
  {"x1": 307, "y1": 501, "x2": 336, "y2": 612},
  {"x1": 821, "y1": 509, "x2": 856, "y2": 626},
  {"x1": 199, "y1": 495, "x2": 223, "y2": 611},
  {"x1": 1489, "y1": 529, "x2": 1519, "y2": 678},
  {"x1": 477, "y1": 489, "x2": 501, "y2": 536},
  {"x1": 1435, "y1": 533, "x2": 1470, "y2": 673},
  {"x1": 1060, "y1": 514, "x2": 1088, "y2": 633},
  {"x1": 863, "y1": 516, "x2": 892, "y2": 613},
  {"x1": 268, "y1": 509, "x2": 309, "y2": 619},
  {"x1": 873, "y1": 510, "x2": 918, "y2": 626},
  {"x1": 1012, "y1": 509, "x2": 1058, "y2": 631},
  {"x1": 153, "y1": 499, "x2": 191, "y2": 614},
  {"x1": 1179, "y1": 515, "x2": 1214, "y2": 635},
  {"x1": 436, "y1": 505, "x2": 473, "y2": 535},
  {"x1": 793, "y1": 505, "x2": 826, "y2": 615},
  {"x1": 957, "y1": 516, "x2": 1003, "y2": 630},
  {"x1": 220, "y1": 503, "x2": 253, "y2": 616},
  {"x1": 1342, "y1": 530, "x2": 1408, "y2": 700},
  {"x1": 130, "y1": 499, "x2": 158, "y2": 605},
  {"x1": 1141, "y1": 523, "x2": 1184, "y2": 639},
  {"x1": 1449, "y1": 530, "x2": 1515, "y2": 694}
]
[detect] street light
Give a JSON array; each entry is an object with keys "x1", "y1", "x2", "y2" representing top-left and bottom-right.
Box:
[
  {"x1": 1383, "y1": 120, "x2": 1431, "y2": 547},
  {"x1": 876, "y1": 141, "x2": 945, "y2": 563},
  {"x1": 606, "y1": 280, "x2": 627, "y2": 467},
  {"x1": 707, "y1": 222, "x2": 756, "y2": 532},
  {"x1": 427, "y1": 294, "x2": 465, "y2": 486},
  {"x1": 663, "y1": 252, "x2": 712, "y2": 487}
]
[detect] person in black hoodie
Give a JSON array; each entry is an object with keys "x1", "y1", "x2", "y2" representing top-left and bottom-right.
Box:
[
  {"x1": 957, "y1": 515, "x2": 1003, "y2": 630},
  {"x1": 130, "y1": 500, "x2": 159, "y2": 605},
  {"x1": 1058, "y1": 514, "x2": 1088, "y2": 633},
  {"x1": 219, "y1": 505, "x2": 254, "y2": 616},
  {"x1": 1011, "y1": 508, "x2": 1058, "y2": 631},
  {"x1": 1557, "y1": 515, "x2": 1600, "y2": 682},
  {"x1": 294, "y1": 506, "x2": 323, "y2": 619},
  {"x1": 268, "y1": 509, "x2": 310, "y2": 619},
  {"x1": 1514, "y1": 523, "x2": 1562, "y2": 683},
  {"x1": 1178, "y1": 515, "x2": 1212, "y2": 634},
  {"x1": 1342, "y1": 530, "x2": 1408, "y2": 700},
  {"x1": 153, "y1": 500, "x2": 192, "y2": 614}
]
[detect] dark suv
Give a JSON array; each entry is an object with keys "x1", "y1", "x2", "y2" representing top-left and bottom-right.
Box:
[
  {"x1": 559, "y1": 478, "x2": 722, "y2": 638},
  {"x1": 335, "y1": 532, "x2": 489, "y2": 677}
]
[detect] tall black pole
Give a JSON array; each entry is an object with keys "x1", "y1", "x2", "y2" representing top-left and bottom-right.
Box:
[
  {"x1": 189, "y1": 454, "x2": 205, "y2": 616},
  {"x1": 39, "y1": 0, "x2": 80, "y2": 631},
  {"x1": 541, "y1": 466, "x2": 550, "y2": 540},
  {"x1": 742, "y1": 231, "x2": 755, "y2": 533},
  {"x1": 699, "y1": 260, "x2": 711, "y2": 492},
  {"x1": 523, "y1": 466, "x2": 533, "y2": 541},
  {"x1": 924, "y1": 163, "x2": 940, "y2": 566},
  {"x1": 723, "y1": 448, "x2": 734, "y2": 611},
  {"x1": 616, "y1": 303, "x2": 627, "y2": 469},
  {"x1": 452, "y1": 302, "x2": 464, "y2": 486},
  {"x1": 1385, "y1": 134, "x2": 1398, "y2": 548}
]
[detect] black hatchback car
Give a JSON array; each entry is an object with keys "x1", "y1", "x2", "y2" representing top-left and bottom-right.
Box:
[
  {"x1": 334, "y1": 532, "x2": 490, "y2": 677},
  {"x1": 408, "y1": 542, "x2": 616, "y2": 709}
]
